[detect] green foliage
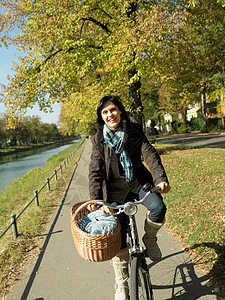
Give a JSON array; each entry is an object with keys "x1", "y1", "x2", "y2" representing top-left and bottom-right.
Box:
[
  {"x1": 142, "y1": 84, "x2": 161, "y2": 124},
  {"x1": 177, "y1": 121, "x2": 191, "y2": 133},
  {"x1": 0, "y1": 119, "x2": 7, "y2": 145},
  {"x1": 0, "y1": 0, "x2": 224, "y2": 134},
  {"x1": 171, "y1": 120, "x2": 180, "y2": 131},
  {"x1": 188, "y1": 116, "x2": 204, "y2": 131},
  {"x1": 188, "y1": 116, "x2": 223, "y2": 132},
  {"x1": 206, "y1": 117, "x2": 223, "y2": 131},
  {"x1": 0, "y1": 115, "x2": 62, "y2": 148}
]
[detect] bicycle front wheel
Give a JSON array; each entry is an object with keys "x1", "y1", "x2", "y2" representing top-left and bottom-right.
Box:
[{"x1": 130, "y1": 256, "x2": 153, "y2": 300}]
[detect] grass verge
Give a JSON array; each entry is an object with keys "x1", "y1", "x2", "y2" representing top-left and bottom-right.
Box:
[
  {"x1": 0, "y1": 137, "x2": 77, "y2": 156},
  {"x1": 0, "y1": 139, "x2": 85, "y2": 298},
  {"x1": 155, "y1": 143, "x2": 225, "y2": 298}
]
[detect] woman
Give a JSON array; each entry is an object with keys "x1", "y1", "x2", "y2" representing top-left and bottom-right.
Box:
[{"x1": 89, "y1": 95, "x2": 170, "y2": 300}]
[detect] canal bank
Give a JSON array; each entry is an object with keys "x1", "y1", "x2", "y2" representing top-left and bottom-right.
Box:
[
  {"x1": 0, "y1": 137, "x2": 80, "y2": 157},
  {"x1": 0, "y1": 138, "x2": 82, "y2": 193},
  {"x1": 0, "y1": 139, "x2": 86, "y2": 299}
]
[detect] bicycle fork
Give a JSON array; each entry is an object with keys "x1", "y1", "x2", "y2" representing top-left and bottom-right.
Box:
[{"x1": 128, "y1": 215, "x2": 144, "y2": 255}]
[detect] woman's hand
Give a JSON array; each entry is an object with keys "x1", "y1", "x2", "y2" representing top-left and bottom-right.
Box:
[{"x1": 157, "y1": 181, "x2": 171, "y2": 193}]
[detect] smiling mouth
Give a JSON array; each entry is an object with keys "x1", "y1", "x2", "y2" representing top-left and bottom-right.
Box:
[{"x1": 108, "y1": 118, "x2": 117, "y2": 122}]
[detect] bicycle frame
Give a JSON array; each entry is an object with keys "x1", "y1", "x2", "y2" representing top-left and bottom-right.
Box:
[{"x1": 95, "y1": 184, "x2": 160, "y2": 300}]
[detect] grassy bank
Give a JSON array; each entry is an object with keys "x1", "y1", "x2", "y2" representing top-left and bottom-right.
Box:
[
  {"x1": 0, "y1": 139, "x2": 85, "y2": 297},
  {"x1": 0, "y1": 137, "x2": 79, "y2": 156},
  {"x1": 156, "y1": 144, "x2": 225, "y2": 298}
]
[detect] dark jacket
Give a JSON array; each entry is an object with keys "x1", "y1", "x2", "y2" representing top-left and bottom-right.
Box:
[{"x1": 89, "y1": 121, "x2": 168, "y2": 202}]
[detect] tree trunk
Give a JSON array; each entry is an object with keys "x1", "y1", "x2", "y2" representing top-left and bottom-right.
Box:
[
  {"x1": 202, "y1": 83, "x2": 208, "y2": 132},
  {"x1": 126, "y1": 1, "x2": 143, "y2": 126},
  {"x1": 127, "y1": 68, "x2": 143, "y2": 125}
]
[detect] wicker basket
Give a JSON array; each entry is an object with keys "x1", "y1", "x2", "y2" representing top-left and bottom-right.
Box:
[{"x1": 70, "y1": 200, "x2": 121, "y2": 262}]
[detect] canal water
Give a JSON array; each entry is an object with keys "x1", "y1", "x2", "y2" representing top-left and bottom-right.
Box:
[{"x1": 0, "y1": 139, "x2": 80, "y2": 193}]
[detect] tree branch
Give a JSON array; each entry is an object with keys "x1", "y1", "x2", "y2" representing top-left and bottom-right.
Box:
[
  {"x1": 81, "y1": 17, "x2": 111, "y2": 34},
  {"x1": 34, "y1": 44, "x2": 103, "y2": 74},
  {"x1": 36, "y1": 48, "x2": 63, "y2": 72}
]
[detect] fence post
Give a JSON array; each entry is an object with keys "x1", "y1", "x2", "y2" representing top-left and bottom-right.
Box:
[
  {"x1": 60, "y1": 164, "x2": 62, "y2": 174},
  {"x1": 54, "y1": 170, "x2": 58, "y2": 181},
  {"x1": 10, "y1": 214, "x2": 18, "y2": 239},
  {"x1": 34, "y1": 190, "x2": 39, "y2": 206},
  {"x1": 64, "y1": 161, "x2": 66, "y2": 169},
  {"x1": 67, "y1": 157, "x2": 69, "y2": 164},
  {"x1": 46, "y1": 178, "x2": 50, "y2": 190}
]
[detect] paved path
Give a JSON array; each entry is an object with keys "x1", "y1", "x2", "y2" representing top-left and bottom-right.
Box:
[
  {"x1": 156, "y1": 132, "x2": 225, "y2": 149},
  {"x1": 5, "y1": 138, "x2": 217, "y2": 300}
]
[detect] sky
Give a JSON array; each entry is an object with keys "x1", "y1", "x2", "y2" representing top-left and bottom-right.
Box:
[{"x1": 0, "y1": 44, "x2": 61, "y2": 125}]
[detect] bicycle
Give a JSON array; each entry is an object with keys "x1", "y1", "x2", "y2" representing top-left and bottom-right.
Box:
[{"x1": 95, "y1": 183, "x2": 161, "y2": 300}]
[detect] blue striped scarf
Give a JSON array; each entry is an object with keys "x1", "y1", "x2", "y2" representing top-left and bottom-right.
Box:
[{"x1": 103, "y1": 120, "x2": 134, "y2": 182}]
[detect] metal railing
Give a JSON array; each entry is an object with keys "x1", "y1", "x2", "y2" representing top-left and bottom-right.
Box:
[{"x1": 0, "y1": 139, "x2": 85, "y2": 240}]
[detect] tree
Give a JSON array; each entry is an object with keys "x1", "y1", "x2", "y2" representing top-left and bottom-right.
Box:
[
  {"x1": 154, "y1": 0, "x2": 225, "y2": 114},
  {"x1": 0, "y1": 0, "x2": 181, "y2": 126},
  {"x1": 0, "y1": 118, "x2": 8, "y2": 147},
  {"x1": 40, "y1": 123, "x2": 60, "y2": 141},
  {"x1": 1, "y1": 0, "x2": 224, "y2": 133}
]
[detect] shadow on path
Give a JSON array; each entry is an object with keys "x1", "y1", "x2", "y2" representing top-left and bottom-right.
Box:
[
  {"x1": 190, "y1": 242, "x2": 225, "y2": 299},
  {"x1": 148, "y1": 250, "x2": 215, "y2": 299}
]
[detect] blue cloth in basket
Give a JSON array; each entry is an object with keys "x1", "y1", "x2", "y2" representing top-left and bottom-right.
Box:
[{"x1": 77, "y1": 209, "x2": 117, "y2": 235}]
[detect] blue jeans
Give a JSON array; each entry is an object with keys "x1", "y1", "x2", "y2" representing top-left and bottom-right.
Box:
[
  {"x1": 117, "y1": 191, "x2": 167, "y2": 249},
  {"x1": 140, "y1": 190, "x2": 167, "y2": 223}
]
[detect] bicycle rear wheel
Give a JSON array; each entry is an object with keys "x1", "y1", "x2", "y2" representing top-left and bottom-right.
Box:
[{"x1": 130, "y1": 256, "x2": 153, "y2": 300}]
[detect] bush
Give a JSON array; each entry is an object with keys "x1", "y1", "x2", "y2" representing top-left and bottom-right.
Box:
[
  {"x1": 171, "y1": 120, "x2": 180, "y2": 131},
  {"x1": 206, "y1": 118, "x2": 223, "y2": 131},
  {"x1": 177, "y1": 122, "x2": 191, "y2": 134},
  {"x1": 188, "y1": 116, "x2": 223, "y2": 132},
  {"x1": 171, "y1": 116, "x2": 223, "y2": 133},
  {"x1": 188, "y1": 117, "x2": 204, "y2": 131}
]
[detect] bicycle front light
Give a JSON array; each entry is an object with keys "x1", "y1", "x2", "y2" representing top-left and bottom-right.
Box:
[{"x1": 124, "y1": 202, "x2": 137, "y2": 216}]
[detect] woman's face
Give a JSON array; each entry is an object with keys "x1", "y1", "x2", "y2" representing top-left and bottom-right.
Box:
[{"x1": 101, "y1": 100, "x2": 122, "y2": 130}]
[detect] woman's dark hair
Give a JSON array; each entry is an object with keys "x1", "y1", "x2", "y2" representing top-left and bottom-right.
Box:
[{"x1": 96, "y1": 95, "x2": 128, "y2": 129}]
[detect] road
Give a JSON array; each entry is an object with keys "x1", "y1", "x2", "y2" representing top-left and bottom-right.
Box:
[
  {"x1": 155, "y1": 132, "x2": 225, "y2": 148},
  {"x1": 5, "y1": 138, "x2": 217, "y2": 300}
]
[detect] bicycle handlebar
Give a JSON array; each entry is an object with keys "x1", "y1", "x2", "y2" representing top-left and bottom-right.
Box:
[{"x1": 95, "y1": 185, "x2": 161, "y2": 210}]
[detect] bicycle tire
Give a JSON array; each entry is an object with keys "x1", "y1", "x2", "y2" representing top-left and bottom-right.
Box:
[{"x1": 130, "y1": 256, "x2": 154, "y2": 300}]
